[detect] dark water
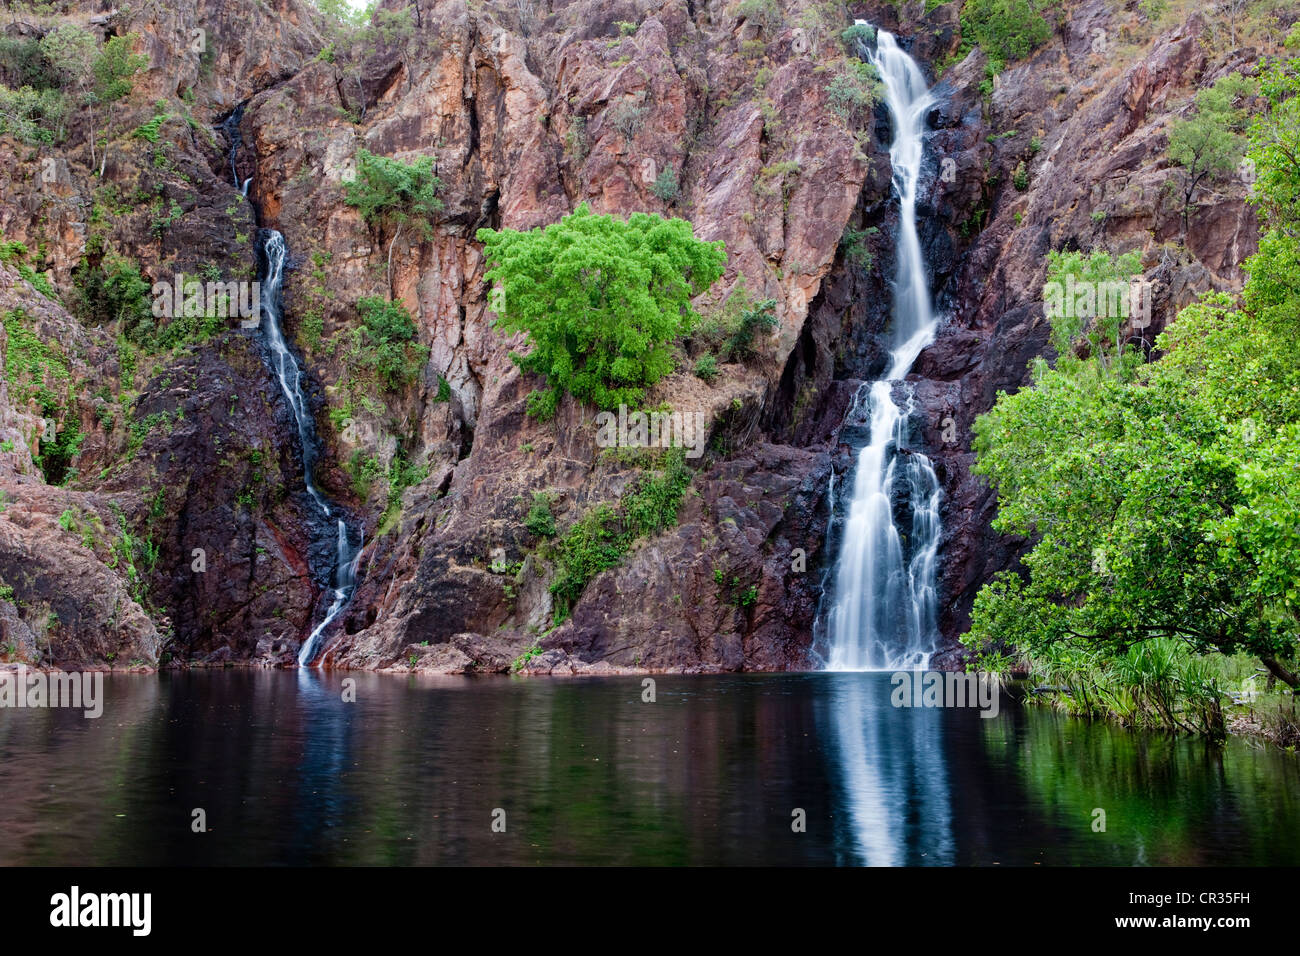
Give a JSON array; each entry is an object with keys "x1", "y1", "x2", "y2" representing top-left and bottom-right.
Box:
[{"x1": 0, "y1": 671, "x2": 1296, "y2": 866}]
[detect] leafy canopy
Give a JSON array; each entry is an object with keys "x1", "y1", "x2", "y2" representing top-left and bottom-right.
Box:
[
  {"x1": 343, "y1": 149, "x2": 443, "y2": 240},
  {"x1": 1167, "y1": 73, "x2": 1254, "y2": 228},
  {"x1": 477, "y1": 203, "x2": 727, "y2": 418},
  {"x1": 351, "y1": 296, "x2": 427, "y2": 390},
  {"x1": 965, "y1": 50, "x2": 1300, "y2": 689},
  {"x1": 960, "y1": 0, "x2": 1052, "y2": 73}
]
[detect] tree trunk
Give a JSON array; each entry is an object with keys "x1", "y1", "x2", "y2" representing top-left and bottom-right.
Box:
[
  {"x1": 1260, "y1": 653, "x2": 1300, "y2": 688},
  {"x1": 387, "y1": 223, "x2": 403, "y2": 299}
]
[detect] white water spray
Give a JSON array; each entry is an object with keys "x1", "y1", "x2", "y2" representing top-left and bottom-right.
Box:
[{"x1": 825, "y1": 25, "x2": 942, "y2": 672}]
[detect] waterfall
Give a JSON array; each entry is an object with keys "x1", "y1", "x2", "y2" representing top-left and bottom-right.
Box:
[
  {"x1": 224, "y1": 107, "x2": 363, "y2": 667},
  {"x1": 824, "y1": 25, "x2": 942, "y2": 672},
  {"x1": 256, "y1": 232, "x2": 363, "y2": 667}
]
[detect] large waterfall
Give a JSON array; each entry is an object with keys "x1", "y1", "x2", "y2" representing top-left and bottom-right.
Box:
[{"x1": 824, "y1": 26, "x2": 942, "y2": 672}]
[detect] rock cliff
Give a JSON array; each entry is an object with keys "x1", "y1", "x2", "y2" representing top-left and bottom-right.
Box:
[{"x1": 0, "y1": 0, "x2": 1281, "y2": 672}]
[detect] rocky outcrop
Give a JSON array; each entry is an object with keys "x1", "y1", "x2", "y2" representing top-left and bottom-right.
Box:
[{"x1": 0, "y1": 0, "x2": 1282, "y2": 672}]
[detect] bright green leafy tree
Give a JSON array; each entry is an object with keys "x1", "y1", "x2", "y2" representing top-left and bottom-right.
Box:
[
  {"x1": 91, "y1": 35, "x2": 147, "y2": 175},
  {"x1": 1167, "y1": 73, "x2": 1254, "y2": 233},
  {"x1": 965, "y1": 48, "x2": 1300, "y2": 692},
  {"x1": 477, "y1": 203, "x2": 727, "y2": 418},
  {"x1": 960, "y1": 0, "x2": 1053, "y2": 73}
]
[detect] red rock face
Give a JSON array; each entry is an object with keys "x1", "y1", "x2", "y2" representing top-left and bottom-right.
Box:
[{"x1": 0, "y1": 0, "x2": 1267, "y2": 672}]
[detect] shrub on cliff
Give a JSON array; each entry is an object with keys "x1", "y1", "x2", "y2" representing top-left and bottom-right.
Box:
[
  {"x1": 960, "y1": 0, "x2": 1052, "y2": 72},
  {"x1": 343, "y1": 149, "x2": 443, "y2": 291},
  {"x1": 72, "y1": 254, "x2": 152, "y2": 342},
  {"x1": 350, "y1": 296, "x2": 428, "y2": 391},
  {"x1": 692, "y1": 278, "x2": 778, "y2": 364},
  {"x1": 1167, "y1": 73, "x2": 1254, "y2": 233},
  {"x1": 477, "y1": 203, "x2": 727, "y2": 419},
  {"x1": 548, "y1": 449, "x2": 692, "y2": 622}
]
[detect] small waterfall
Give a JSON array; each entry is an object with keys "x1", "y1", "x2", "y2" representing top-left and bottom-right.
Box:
[
  {"x1": 824, "y1": 25, "x2": 942, "y2": 672},
  {"x1": 223, "y1": 105, "x2": 363, "y2": 667},
  {"x1": 218, "y1": 106, "x2": 245, "y2": 190},
  {"x1": 255, "y1": 232, "x2": 363, "y2": 667}
]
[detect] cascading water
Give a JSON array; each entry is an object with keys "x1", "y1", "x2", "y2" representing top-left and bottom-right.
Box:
[
  {"x1": 223, "y1": 111, "x2": 363, "y2": 667},
  {"x1": 256, "y1": 233, "x2": 364, "y2": 666},
  {"x1": 824, "y1": 25, "x2": 942, "y2": 672}
]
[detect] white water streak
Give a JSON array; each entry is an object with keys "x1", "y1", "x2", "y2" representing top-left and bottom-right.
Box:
[{"x1": 826, "y1": 26, "x2": 942, "y2": 672}]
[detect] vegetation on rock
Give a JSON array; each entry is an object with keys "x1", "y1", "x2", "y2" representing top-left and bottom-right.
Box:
[{"x1": 477, "y1": 203, "x2": 726, "y2": 419}]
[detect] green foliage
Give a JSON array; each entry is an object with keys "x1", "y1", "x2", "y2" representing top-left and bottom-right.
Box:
[
  {"x1": 346, "y1": 449, "x2": 384, "y2": 498},
  {"x1": 965, "y1": 54, "x2": 1300, "y2": 705},
  {"x1": 348, "y1": 296, "x2": 428, "y2": 390},
  {"x1": 549, "y1": 450, "x2": 692, "y2": 621},
  {"x1": 0, "y1": 35, "x2": 58, "y2": 90},
  {"x1": 511, "y1": 644, "x2": 543, "y2": 673},
  {"x1": 127, "y1": 410, "x2": 175, "y2": 455},
  {"x1": 650, "y1": 164, "x2": 680, "y2": 203},
  {"x1": 3, "y1": 306, "x2": 84, "y2": 483},
  {"x1": 693, "y1": 353, "x2": 718, "y2": 382},
  {"x1": 380, "y1": 447, "x2": 428, "y2": 532},
  {"x1": 524, "y1": 492, "x2": 557, "y2": 538},
  {"x1": 477, "y1": 203, "x2": 726, "y2": 417},
  {"x1": 92, "y1": 36, "x2": 146, "y2": 106},
  {"x1": 840, "y1": 225, "x2": 878, "y2": 269},
  {"x1": 1247, "y1": 54, "x2": 1300, "y2": 236},
  {"x1": 1042, "y1": 248, "x2": 1143, "y2": 368},
  {"x1": 1167, "y1": 74, "x2": 1254, "y2": 229},
  {"x1": 107, "y1": 504, "x2": 154, "y2": 607},
  {"x1": 960, "y1": 0, "x2": 1053, "y2": 73},
  {"x1": 0, "y1": 84, "x2": 66, "y2": 144},
  {"x1": 3, "y1": 307, "x2": 69, "y2": 415},
  {"x1": 564, "y1": 115, "x2": 588, "y2": 164},
  {"x1": 694, "y1": 280, "x2": 778, "y2": 363},
  {"x1": 1012, "y1": 639, "x2": 1227, "y2": 737},
  {"x1": 607, "y1": 100, "x2": 648, "y2": 142},
  {"x1": 133, "y1": 108, "x2": 168, "y2": 143},
  {"x1": 0, "y1": 240, "x2": 57, "y2": 298},
  {"x1": 825, "y1": 60, "x2": 881, "y2": 124},
  {"x1": 72, "y1": 255, "x2": 153, "y2": 343},
  {"x1": 840, "y1": 23, "x2": 875, "y2": 47},
  {"x1": 342, "y1": 149, "x2": 443, "y2": 241},
  {"x1": 1012, "y1": 160, "x2": 1029, "y2": 191}
]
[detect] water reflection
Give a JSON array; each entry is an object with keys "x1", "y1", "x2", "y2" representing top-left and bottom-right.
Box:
[
  {"x1": 819, "y1": 673, "x2": 954, "y2": 864},
  {"x1": 0, "y1": 671, "x2": 1295, "y2": 865}
]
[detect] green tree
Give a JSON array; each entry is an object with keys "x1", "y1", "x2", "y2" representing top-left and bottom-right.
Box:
[
  {"x1": 343, "y1": 148, "x2": 443, "y2": 293},
  {"x1": 1248, "y1": 38, "x2": 1300, "y2": 238},
  {"x1": 39, "y1": 25, "x2": 97, "y2": 157},
  {"x1": 91, "y1": 35, "x2": 147, "y2": 175},
  {"x1": 1042, "y1": 248, "x2": 1143, "y2": 374},
  {"x1": 352, "y1": 295, "x2": 428, "y2": 390},
  {"x1": 965, "y1": 52, "x2": 1300, "y2": 691},
  {"x1": 1167, "y1": 73, "x2": 1254, "y2": 234},
  {"x1": 476, "y1": 203, "x2": 726, "y2": 418}
]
